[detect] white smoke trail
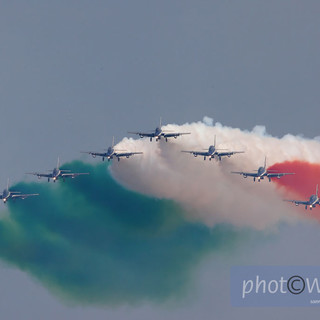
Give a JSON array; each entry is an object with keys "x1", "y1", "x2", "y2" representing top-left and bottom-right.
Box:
[{"x1": 110, "y1": 118, "x2": 320, "y2": 230}]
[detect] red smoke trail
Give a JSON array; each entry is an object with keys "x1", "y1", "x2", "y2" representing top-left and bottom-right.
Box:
[{"x1": 268, "y1": 160, "x2": 320, "y2": 216}]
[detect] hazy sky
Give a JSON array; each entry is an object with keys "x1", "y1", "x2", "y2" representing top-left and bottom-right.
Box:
[{"x1": 0, "y1": 1, "x2": 320, "y2": 319}]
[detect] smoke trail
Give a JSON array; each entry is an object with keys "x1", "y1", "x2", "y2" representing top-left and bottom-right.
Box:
[
  {"x1": 0, "y1": 161, "x2": 241, "y2": 305},
  {"x1": 1, "y1": 119, "x2": 318, "y2": 304},
  {"x1": 268, "y1": 160, "x2": 320, "y2": 216},
  {"x1": 111, "y1": 118, "x2": 320, "y2": 229},
  {"x1": 268, "y1": 161, "x2": 320, "y2": 198}
]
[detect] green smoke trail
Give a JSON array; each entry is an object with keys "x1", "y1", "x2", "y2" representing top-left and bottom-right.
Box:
[{"x1": 0, "y1": 161, "x2": 240, "y2": 305}]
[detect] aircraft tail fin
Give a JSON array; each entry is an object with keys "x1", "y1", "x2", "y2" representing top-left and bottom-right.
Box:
[
  {"x1": 112, "y1": 136, "x2": 115, "y2": 148},
  {"x1": 159, "y1": 116, "x2": 162, "y2": 128},
  {"x1": 6, "y1": 178, "x2": 9, "y2": 190},
  {"x1": 57, "y1": 157, "x2": 60, "y2": 169},
  {"x1": 316, "y1": 184, "x2": 319, "y2": 197},
  {"x1": 214, "y1": 135, "x2": 216, "y2": 148},
  {"x1": 264, "y1": 156, "x2": 267, "y2": 169}
]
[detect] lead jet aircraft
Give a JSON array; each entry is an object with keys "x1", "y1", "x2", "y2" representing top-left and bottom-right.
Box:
[
  {"x1": 181, "y1": 136, "x2": 244, "y2": 161},
  {"x1": 128, "y1": 118, "x2": 190, "y2": 142},
  {"x1": 0, "y1": 179, "x2": 39, "y2": 203},
  {"x1": 27, "y1": 158, "x2": 89, "y2": 182},
  {"x1": 81, "y1": 137, "x2": 143, "y2": 162},
  {"x1": 284, "y1": 185, "x2": 319, "y2": 210},
  {"x1": 231, "y1": 157, "x2": 295, "y2": 182}
]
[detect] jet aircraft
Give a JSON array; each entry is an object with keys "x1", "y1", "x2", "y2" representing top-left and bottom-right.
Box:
[
  {"x1": 284, "y1": 185, "x2": 320, "y2": 210},
  {"x1": 128, "y1": 118, "x2": 190, "y2": 142},
  {"x1": 81, "y1": 137, "x2": 143, "y2": 161},
  {"x1": 231, "y1": 157, "x2": 295, "y2": 182},
  {"x1": 0, "y1": 179, "x2": 39, "y2": 203},
  {"x1": 27, "y1": 158, "x2": 89, "y2": 182},
  {"x1": 181, "y1": 136, "x2": 244, "y2": 161}
]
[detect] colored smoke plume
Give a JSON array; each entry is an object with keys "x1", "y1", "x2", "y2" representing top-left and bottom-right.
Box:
[
  {"x1": 268, "y1": 160, "x2": 320, "y2": 216},
  {"x1": 1, "y1": 118, "x2": 319, "y2": 305},
  {"x1": 112, "y1": 118, "x2": 320, "y2": 228},
  {"x1": 0, "y1": 161, "x2": 241, "y2": 305},
  {"x1": 268, "y1": 161, "x2": 320, "y2": 198}
]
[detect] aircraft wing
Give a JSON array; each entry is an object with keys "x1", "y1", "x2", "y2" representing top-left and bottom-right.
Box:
[
  {"x1": 26, "y1": 172, "x2": 52, "y2": 178},
  {"x1": 163, "y1": 132, "x2": 191, "y2": 138},
  {"x1": 11, "y1": 193, "x2": 39, "y2": 200},
  {"x1": 81, "y1": 151, "x2": 107, "y2": 158},
  {"x1": 60, "y1": 172, "x2": 89, "y2": 178},
  {"x1": 128, "y1": 132, "x2": 155, "y2": 138},
  {"x1": 114, "y1": 152, "x2": 143, "y2": 158},
  {"x1": 181, "y1": 150, "x2": 209, "y2": 156},
  {"x1": 231, "y1": 171, "x2": 258, "y2": 177},
  {"x1": 267, "y1": 172, "x2": 295, "y2": 178},
  {"x1": 217, "y1": 151, "x2": 245, "y2": 157},
  {"x1": 283, "y1": 199, "x2": 309, "y2": 206}
]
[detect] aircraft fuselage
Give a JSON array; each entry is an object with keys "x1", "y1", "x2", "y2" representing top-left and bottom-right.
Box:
[
  {"x1": 52, "y1": 168, "x2": 61, "y2": 181},
  {"x1": 106, "y1": 147, "x2": 115, "y2": 160},
  {"x1": 153, "y1": 127, "x2": 163, "y2": 141},
  {"x1": 308, "y1": 195, "x2": 319, "y2": 207},
  {"x1": 254, "y1": 167, "x2": 266, "y2": 181},
  {"x1": 208, "y1": 145, "x2": 216, "y2": 157},
  {"x1": 2, "y1": 189, "x2": 10, "y2": 202}
]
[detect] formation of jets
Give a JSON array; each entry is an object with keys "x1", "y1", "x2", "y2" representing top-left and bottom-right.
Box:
[
  {"x1": 181, "y1": 136, "x2": 244, "y2": 161},
  {"x1": 1, "y1": 118, "x2": 316, "y2": 212},
  {"x1": 0, "y1": 179, "x2": 38, "y2": 204},
  {"x1": 81, "y1": 137, "x2": 143, "y2": 162},
  {"x1": 129, "y1": 118, "x2": 190, "y2": 142},
  {"x1": 2, "y1": 157, "x2": 89, "y2": 204},
  {"x1": 284, "y1": 185, "x2": 320, "y2": 210},
  {"x1": 231, "y1": 157, "x2": 295, "y2": 182},
  {"x1": 27, "y1": 158, "x2": 89, "y2": 182}
]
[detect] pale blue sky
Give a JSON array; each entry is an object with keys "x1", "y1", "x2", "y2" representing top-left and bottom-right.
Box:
[{"x1": 0, "y1": 1, "x2": 319, "y2": 318}]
